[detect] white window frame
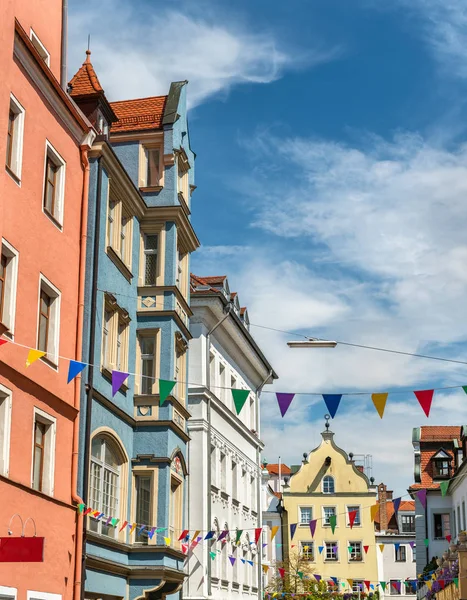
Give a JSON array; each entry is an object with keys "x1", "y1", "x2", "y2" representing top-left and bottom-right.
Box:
[
  {"x1": 0, "y1": 384, "x2": 12, "y2": 477},
  {"x1": 6, "y1": 94, "x2": 25, "y2": 182},
  {"x1": 27, "y1": 591, "x2": 61, "y2": 600},
  {"x1": 37, "y1": 275, "x2": 61, "y2": 367},
  {"x1": 31, "y1": 407, "x2": 57, "y2": 496},
  {"x1": 29, "y1": 29, "x2": 50, "y2": 66},
  {"x1": 348, "y1": 540, "x2": 363, "y2": 562},
  {"x1": 106, "y1": 189, "x2": 133, "y2": 269},
  {"x1": 101, "y1": 295, "x2": 129, "y2": 374},
  {"x1": 300, "y1": 540, "x2": 314, "y2": 561},
  {"x1": 322, "y1": 505, "x2": 337, "y2": 527},
  {"x1": 0, "y1": 239, "x2": 19, "y2": 336},
  {"x1": 42, "y1": 140, "x2": 66, "y2": 228},
  {"x1": 395, "y1": 544, "x2": 407, "y2": 562},
  {"x1": 177, "y1": 153, "x2": 189, "y2": 201},
  {"x1": 0, "y1": 586, "x2": 17, "y2": 600},
  {"x1": 324, "y1": 541, "x2": 338, "y2": 562},
  {"x1": 322, "y1": 475, "x2": 335, "y2": 494},
  {"x1": 299, "y1": 505, "x2": 313, "y2": 526},
  {"x1": 136, "y1": 331, "x2": 158, "y2": 395},
  {"x1": 352, "y1": 581, "x2": 364, "y2": 593},
  {"x1": 346, "y1": 504, "x2": 361, "y2": 527},
  {"x1": 139, "y1": 141, "x2": 164, "y2": 189}
]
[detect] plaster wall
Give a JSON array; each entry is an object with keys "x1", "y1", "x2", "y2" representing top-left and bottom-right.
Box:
[{"x1": 376, "y1": 535, "x2": 416, "y2": 600}]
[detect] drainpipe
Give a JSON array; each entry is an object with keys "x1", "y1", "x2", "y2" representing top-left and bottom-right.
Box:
[
  {"x1": 60, "y1": 0, "x2": 68, "y2": 89},
  {"x1": 206, "y1": 301, "x2": 233, "y2": 596},
  {"x1": 255, "y1": 369, "x2": 273, "y2": 600},
  {"x1": 80, "y1": 155, "x2": 103, "y2": 600},
  {"x1": 71, "y1": 144, "x2": 91, "y2": 600}
]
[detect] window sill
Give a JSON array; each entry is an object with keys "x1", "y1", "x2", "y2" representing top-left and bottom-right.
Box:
[
  {"x1": 106, "y1": 246, "x2": 133, "y2": 282},
  {"x1": 40, "y1": 354, "x2": 59, "y2": 371},
  {"x1": 43, "y1": 207, "x2": 63, "y2": 231},
  {"x1": 5, "y1": 164, "x2": 21, "y2": 186},
  {"x1": 395, "y1": 560, "x2": 407, "y2": 562},
  {"x1": 140, "y1": 186, "x2": 163, "y2": 193}
]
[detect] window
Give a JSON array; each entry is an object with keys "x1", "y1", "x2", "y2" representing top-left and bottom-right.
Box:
[
  {"x1": 433, "y1": 459, "x2": 450, "y2": 478},
  {"x1": 106, "y1": 190, "x2": 133, "y2": 269},
  {"x1": 347, "y1": 505, "x2": 361, "y2": 526},
  {"x1": 232, "y1": 461, "x2": 238, "y2": 499},
  {"x1": 5, "y1": 95, "x2": 25, "y2": 181},
  {"x1": 169, "y1": 476, "x2": 182, "y2": 546},
  {"x1": 400, "y1": 515, "x2": 415, "y2": 533},
  {"x1": 405, "y1": 580, "x2": 417, "y2": 595},
  {"x1": 37, "y1": 276, "x2": 60, "y2": 366},
  {"x1": 323, "y1": 475, "x2": 335, "y2": 494},
  {"x1": 101, "y1": 295, "x2": 130, "y2": 374},
  {"x1": 300, "y1": 541, "x2": 314, "y2": 561},
  {"x1": 143, "y1": 234, "x2": 158, "y2": 286},
  {"x1": 458, "y1": 506, "x2": 462, "y2": 536},
  {"x1": 31, "y1": 409, "x2": 56, "y2": 495},
  {"x1": 138, "y1": 334, "x2": 156, "y2": 395},
  {"x1": 140, "y1": 143, "x2": 164, "y2": 189},
  {"x1": 43, "y1": 142, "x2": 65, "y2": 226},
  {"x1": 211, "y1": 446, "x2": 216, "y2": 488},
  {"x1": 412, "y1": 544, "x2": 416, "y2": 562},
  {"x1": 30, "y1": 29, "x2": 50, "y2": 66},
  {"x1": 300, "y1": 506, "x2": 312, "y2": 525},
  {"x1": 89, "y1": 436, "x2": 122, "y2": 537},
  {"x1": 135, "y1": 474, "x2": 152, "y2": 544},
  {"x1": 325, "y1": 541, "x2": 338, "y2": 561},
  {"x1": 323, "y1": 506, "x2": 336, "y2": 526},
  {"x1": 349, "y1": 541, "x2": 363, "y2": 561},
  {"x1": 174, "y1": 333, "x2": 187, "y2": 402},
  {"x1": 434, "y1": 513, "x2": 450, "y2": 539},
  {"x1": 220, "y1": 453, "x2": 226, "y2": 491},
  {"x1": 0, "y1": 241, "x2": 18, "y2": 333},
  {"x1": 177, "y1": 153, "x2": 189, "y2": 201},
  {"x1": 463, "y1": 501, "x2": 466, "y2": 530},
  {"x1": 251, "y1": 476, "x2": 256, "y2": 512},
  {"x1": 395, "y1": 545, "x2": 406, "y2": 562},
  {"x1": 390, "y1": 580, "x2": 401, "y2": 595},
  {"x1": 0, "y1": 586, "x2": 17, "y2": 600},
  {"x1": 0, "y1": 384, "x2": 12, "y2": 476},
  {"x1": 352, "y1": 581, "x2": 364, "y2": 593}
]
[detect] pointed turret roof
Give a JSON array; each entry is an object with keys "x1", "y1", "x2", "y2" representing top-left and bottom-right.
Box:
[{"x1": 68, "y1": 50, "x2": 104, "y2": 97}]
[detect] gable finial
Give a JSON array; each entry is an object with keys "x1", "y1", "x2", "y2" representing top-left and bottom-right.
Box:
[{"x1": 324, "y1": 414, "x2": 331, "y2": 430}]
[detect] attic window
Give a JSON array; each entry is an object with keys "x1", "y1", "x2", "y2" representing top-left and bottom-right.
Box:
[{"x1": 432, "y1": 449, "x2": 451, "y2": 479}]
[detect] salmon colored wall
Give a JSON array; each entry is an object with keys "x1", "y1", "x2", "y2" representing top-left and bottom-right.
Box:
[{"x1": 0, "y1": 4, "x2": 84, "y2": 599}]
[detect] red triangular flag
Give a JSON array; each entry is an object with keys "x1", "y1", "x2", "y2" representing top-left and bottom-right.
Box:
[
  {"x1": 279, "y1": 568, "x2": 285, "y2": 578},
  {"x1": 0, "y1": 340, "x2": 8, "y2": 348},
  {"x1": 414, "y1": 389, "x2": 434, "y2": 417},
  {"x1": 255, "y1": 527, "x2": 262, "y2": 544},
  {"x1": 178, "y1": 529, "x2": 189, "y2": 541},
  {"x1": 364, "y1": 545, "x2": 369, "y2": 554},
  {"x1": 349, "y1": 510, "x2": 357, "y2": 529},
  {"x1": 446, "y1": 534, "x2": 452, "y2": 542},
  {"x1": 181, "y1": 543, "x2": 188, "y2": 554},
  {"x1": 364, "y1": 581, "x2": 371, "y2": 591}
]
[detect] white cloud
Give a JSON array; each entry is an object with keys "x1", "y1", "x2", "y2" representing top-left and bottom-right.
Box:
[
  {"x1": 192, "y1": 128, "x2": 467, "y2": 496},
  {"x1": 68, "y1": 1, "x2": 334, "y2": 107}
]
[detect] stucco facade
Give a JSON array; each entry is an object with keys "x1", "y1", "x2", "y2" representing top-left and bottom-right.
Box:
[
  {"x1": 184, "y1": 275, "x2": 277, "y2": 600},
  {"x1": 0, "y1": 3, "x2": 93, "y2": 600},
  {"x1": 282, "y1": 426, "x2": 378, "y2": 592}
]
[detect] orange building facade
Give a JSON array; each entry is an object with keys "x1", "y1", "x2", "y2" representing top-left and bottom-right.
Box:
[{"x1": 0, "y1": 2, "x2": 93, "y2": 600}]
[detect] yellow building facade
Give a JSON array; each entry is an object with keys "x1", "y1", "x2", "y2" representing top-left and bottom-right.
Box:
[{"x1": 283, "y1": 425, "x2": 378, "y2": 592}]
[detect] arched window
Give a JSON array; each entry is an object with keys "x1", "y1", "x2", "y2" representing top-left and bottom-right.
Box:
[
  {"x1": 323, "y1": 475, "x2": 335, "y2": 494},
  {"x1": 89, "y1": 435, "x2": 123, "y2": 538}
]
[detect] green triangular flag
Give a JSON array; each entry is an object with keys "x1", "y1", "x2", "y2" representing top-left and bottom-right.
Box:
[
  {"x1": 454, "y1": 578, "x2": 459, "y2": 588},
  {"x1": 77, "y1": 503, "x2": 85, "y2": 514},
  {"x1": 210, "y1": 551, "x2": 216, "y2": 560},
  {"x1": 440, "y1": 480, "x2": 450, "y2": 496},
  {"x1": 341, "y1": 583, "x2": 346, "y2": 588},
  {"x1": 330, "y1": 514, "x2": 337, "y2": 534},
  {"x1": 424, "y1": 538, "x2": 429, "y2": 547},
  {"x1": 159, "y1": 379, "x2": 176, "y2": 406},
  {"x1": 232, "y1": 389, "x2": 250, "y2": 415},
  {"x1": 236, "y1": 529, "x2": 243, "y2": 543},
  {"x1": 463, "y1": 386, "x2": 467, "y2": 395},
  {"x1": 380, "y1": 583, "x2": 386, "y2": 591},
  {"x1": 348, "y1": 546, "x2": 353, "y2": 553},
  {"x1": 298, "y1": 572, "x2": 303, "y2": 580}
]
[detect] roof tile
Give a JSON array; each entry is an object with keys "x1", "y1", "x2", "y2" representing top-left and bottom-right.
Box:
[
  {"x1": 110, "y1": 96, "x2": 167, "y2": 132},
  {"x1": 68, "y1": 50, "x2": 104, "y2": 97}
]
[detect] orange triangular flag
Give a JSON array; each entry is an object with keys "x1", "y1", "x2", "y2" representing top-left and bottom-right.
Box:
[
  {"x1": 370, "y1": 504, "x2": 378, "y2": 521},
  {"x1": 26, "y1": 349, "x2": 46, "y2": 367},
  {"x1": 262, "y1": 564, "x2": 269, "y2": 573},
  {"x1": 271, "y1": 525, "x2": 280, "y2": 541},
  {"x1": 379, "y1": 544, "x2": 385, "y2": 552},
  {"x1": 371, "y1": 393, "x2": 388, "y2": 418}
]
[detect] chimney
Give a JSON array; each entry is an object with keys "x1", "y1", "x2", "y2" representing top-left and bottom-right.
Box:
[
  {"x1": 386, "y1": 489, "x2": 393, "y2": 500},
  {"x1": 378, "y1": 483, "x2": 389, "y2": 532},
  {"x1": 356, "y1": 465, "x2": 364, "y2": 473}
]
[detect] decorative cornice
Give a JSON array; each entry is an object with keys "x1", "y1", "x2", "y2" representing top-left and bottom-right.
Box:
[
  {"x1": 143, "y1": 206, "x2": 199, "y2": 253},
  {"x1": 86, "y1": 548, "x2": 186, "y2": 577},
  {"x1": 137, "y1": 308, "x2": 192, "y2": 340}
]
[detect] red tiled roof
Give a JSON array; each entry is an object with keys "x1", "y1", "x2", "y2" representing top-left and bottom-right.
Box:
[
  {"x1": 190, "y1": 274, "x2": 227, "y2": 294},
  {"x1": 240, "y1": 307, "x2": 247, "y2": 315},
  {"x1": 409, "y1": 482, "x2": 441, "y2": 490},
  {"x1": 69, "y1": 50, "x2": 104, "y2": 97},
  {"x1": 110, "y1": 96, "x2": 167, "y2": 133},
  {"x1": 266, "y1": 463, "x2": 291, "y2": 476},
  {"x1": 420, "y1": 426, "x2": 461, "y2": 442}
]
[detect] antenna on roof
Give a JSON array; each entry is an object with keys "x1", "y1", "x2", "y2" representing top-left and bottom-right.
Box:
[{"x1": 87, "y1": 34, "x2": 91, "y2": 52}]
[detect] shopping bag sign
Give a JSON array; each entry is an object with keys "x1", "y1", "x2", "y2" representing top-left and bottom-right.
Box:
[{"x1": 0, "y1": 537, "x2": 44, "y2": 562}]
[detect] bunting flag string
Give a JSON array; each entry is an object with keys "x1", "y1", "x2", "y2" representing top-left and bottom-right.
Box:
[{"x1": 2, "y1": 334, "x2": 467, "y2": 419}]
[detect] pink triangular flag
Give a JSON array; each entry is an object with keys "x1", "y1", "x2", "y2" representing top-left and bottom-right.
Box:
[
  {"x1": 414, "y1": 389, "x2": 434, "y2": 417},
  {"x1": 276, "y1": 393, "x2": 295, "y2": 417}
]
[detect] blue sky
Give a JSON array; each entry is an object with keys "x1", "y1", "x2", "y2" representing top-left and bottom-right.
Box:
[{"x1": 69, "y1": 0, "x2": 467, "y2": 496}]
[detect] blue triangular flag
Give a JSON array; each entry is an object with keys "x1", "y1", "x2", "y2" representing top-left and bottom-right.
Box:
[
  {"x1": 247, "y1": 560, "x2": 254, "y2": 566},
  {"x1": 241, "y1": 558, "x2": 246, "y2": 564},
  {"x1": 322, "y1": 394, "x2": 342, "y2": 418},
  {"x1": 331, "y1": 577, "x2": 338, "y2": 586},
  {"x1": 394, "y1": 543, "x2": 400, "y2": 552},
  {"x1": 204, "y1": 531, "x2": 215, "y2": 540},
  {"x1": 319, "y1": 546, "x2": 324, "y2": 554},
  {"x1": 67, "y1": 360, "x2": 86, "y2": 383},
  {"x1": 393, "y1": 497, "x2": 401, "y2": 515},
  {"x1": 290, "y1": 523, "x2": 297, "y2": 540}
]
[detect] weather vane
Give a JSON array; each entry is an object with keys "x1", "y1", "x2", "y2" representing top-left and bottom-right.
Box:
[{"x1": 324, "y1": 414, "x2": 331, "y2": 430}]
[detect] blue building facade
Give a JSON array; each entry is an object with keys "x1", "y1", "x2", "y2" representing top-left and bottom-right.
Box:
[{"x1": 69, "y1": 55, "x2": 199, "y2": 599}]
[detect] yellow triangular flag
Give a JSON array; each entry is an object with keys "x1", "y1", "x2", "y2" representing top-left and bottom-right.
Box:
[
  {"x1": 164, "y1": 536, "x2": 171, "y2": 545},
  {"x1": 271, "y1": 525, "x2": 280, "y2": 541},
  {"x1": 26, "y1": 349, "x2": 46, "y2": 367},
  {"x1": 370, "y1": 503, "x2": 379, "y2": 521},
  {"x1": 193, "y1": 530, "x2": 200, "y2": 539},
  {"x1": 371, "y1": 393, "x2": 388, "y2": 419},
  {"x1": 347, "y1": 579, "x2": 353, "y2": 588},
  {"x1": 129, "y1": 523, "x2": 137, "y2": 534},
  {"x1": 379, "y1": 544, "x2": 385, "y2": 552},
  {"x1": 262, "y1": 564, "x2": 269, "y2": 573},
  {"x1": 426, "y1": 581, "x2": 433, "y2": 590}
]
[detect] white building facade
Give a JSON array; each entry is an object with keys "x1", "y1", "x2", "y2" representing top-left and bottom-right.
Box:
[{"x1": 184, "y1": 275, "x2": 277, "y2": 600}]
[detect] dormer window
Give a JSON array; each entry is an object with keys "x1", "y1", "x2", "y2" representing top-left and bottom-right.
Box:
[
  {"x1": 139, "y1": 142, "x2": 164, "y2": 191},
  {"x1": 432, "y1": 449, "x2": 451, "y2": 479},
  {"x1": 96, "y1": 110, "x2": 109, "y2": 136}
]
